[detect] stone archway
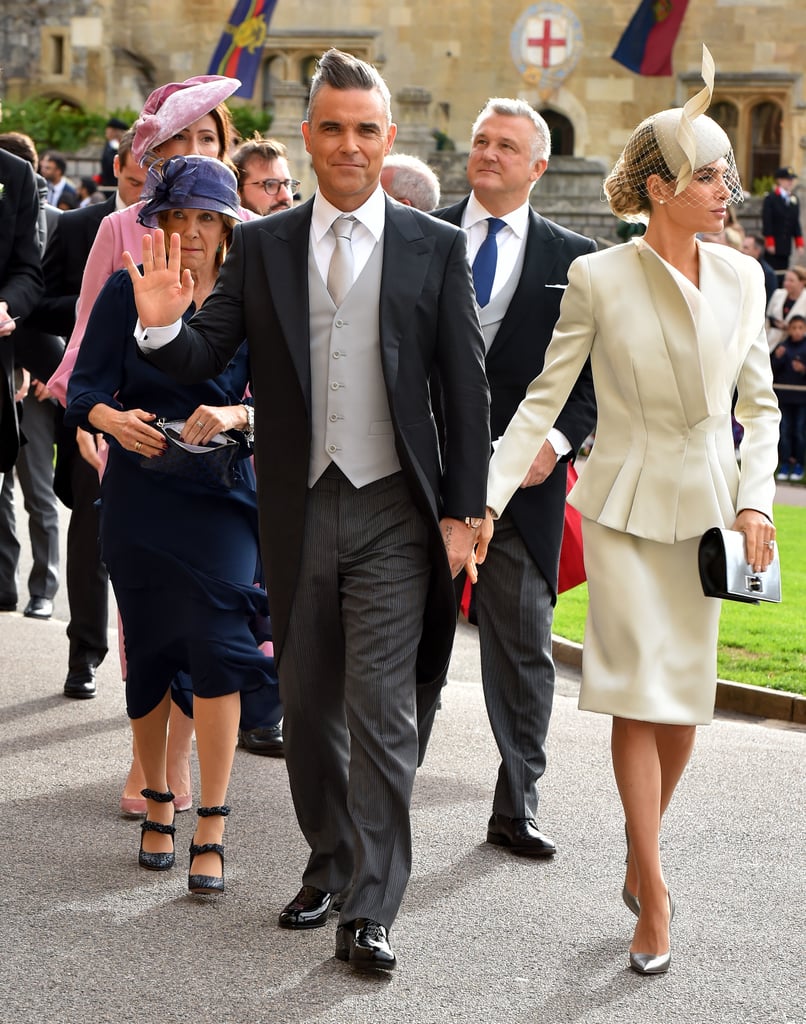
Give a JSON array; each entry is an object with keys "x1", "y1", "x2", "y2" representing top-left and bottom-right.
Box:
[{"x1": 540, "y1": 109, "x2": 574, "y2": 156}]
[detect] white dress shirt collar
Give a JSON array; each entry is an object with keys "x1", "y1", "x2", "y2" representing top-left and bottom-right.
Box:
[
  {"x1": 311, "y1": 186, "x2": 387, "y2": 245},
  {"x1": 463, "y1": 193, "x2": 530, "y2": 240}
]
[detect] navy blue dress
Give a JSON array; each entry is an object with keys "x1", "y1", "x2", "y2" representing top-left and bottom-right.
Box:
[{"x1": 65, "y1": 269, "x2": 276, "y2": 721}]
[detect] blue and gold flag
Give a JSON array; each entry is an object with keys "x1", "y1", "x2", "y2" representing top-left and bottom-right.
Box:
[{"x1": 207, "y1": 0, "x2": 277, "y2": 98}]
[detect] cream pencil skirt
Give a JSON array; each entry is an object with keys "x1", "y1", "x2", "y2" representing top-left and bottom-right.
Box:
[{"x1": 578, "y1": 519, "x2": 722, "y2": 725}]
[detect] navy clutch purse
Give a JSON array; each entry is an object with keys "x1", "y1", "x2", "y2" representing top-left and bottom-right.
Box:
[{"x1": 140, "y1": 419, "x2": 239, "y2": 490}]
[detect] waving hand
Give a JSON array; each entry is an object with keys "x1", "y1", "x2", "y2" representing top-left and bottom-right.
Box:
[{"x1": 122, "y1": 230, "x2": 195, "y2": 327}]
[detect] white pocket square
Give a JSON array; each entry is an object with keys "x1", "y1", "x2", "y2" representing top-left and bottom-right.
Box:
[{"x1": 546, "y1": 283, "x2": 568, "y2": 289}]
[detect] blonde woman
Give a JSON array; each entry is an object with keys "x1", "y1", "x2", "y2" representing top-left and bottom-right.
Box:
[{"x1": 479, "y1": 48, "x2": 779, "y2": 975}]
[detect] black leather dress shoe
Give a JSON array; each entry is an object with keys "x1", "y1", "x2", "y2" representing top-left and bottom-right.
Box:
[
  {"x1": 237, "y1": 723, "x2": 284, "y2": 757},
  {"x1": 63, "y1": 666, "x2": 97, "y2": 699},
  {"x1": 23, "y1": 596, "x2": 53, "y2": 620},
  {"x1": 336, "y1": 918, "x2": 396, "y2": 971},
  {"x1": 0, "y1": 594, "x2": 17, "y2": 612},
  {"x1": 486, "y1": 813, "x2": 556, "y2": 857},
  {"x1": 279, "y1": 885, "x2": 339, "y2": 929}
]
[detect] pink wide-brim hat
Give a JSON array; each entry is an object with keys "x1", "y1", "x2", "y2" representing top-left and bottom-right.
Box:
[{"x1": 131, "y1": 75, "x2": 240, "y2": 165}]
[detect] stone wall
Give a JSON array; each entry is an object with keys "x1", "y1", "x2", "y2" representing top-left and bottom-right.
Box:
[{"x1": 3, "y1": 1, "x2": 806, "y2": 190}]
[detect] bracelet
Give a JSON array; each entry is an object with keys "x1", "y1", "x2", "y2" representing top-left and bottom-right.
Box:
[{"x1": 242, "y1": 403, "x2": 255, "y2": 444}]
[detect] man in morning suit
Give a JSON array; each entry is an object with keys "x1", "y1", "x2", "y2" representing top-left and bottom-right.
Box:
[
  {"x1": 128, "y1": 48, "x2": 490, "y2": 972},
  {"x1": 0, "y1": 148, "x2": 43, "y2": 482},
  {"x1": 436, "y1": 98, "x2": 596, "y2": 858}
]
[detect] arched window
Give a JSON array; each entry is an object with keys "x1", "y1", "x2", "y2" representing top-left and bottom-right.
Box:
[
  {"x1": 750, "y1": 101, "x2": 783, "y2": 187},
  {"x1": 301, "y1": 55, "x2": 319, "y2": 89},
  {"x1": 540, "y1": 110, "x2": 574, "y2": 156}
]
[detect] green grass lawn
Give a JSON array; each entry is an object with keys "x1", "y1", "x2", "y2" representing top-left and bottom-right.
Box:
[{"x1": 553, "y1": 504, "x2": 805, "y2": 696}]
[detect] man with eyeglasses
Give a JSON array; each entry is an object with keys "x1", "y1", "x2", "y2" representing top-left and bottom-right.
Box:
[{"x1": 232, "y1": 136, "x2": 299, "y2": 217}]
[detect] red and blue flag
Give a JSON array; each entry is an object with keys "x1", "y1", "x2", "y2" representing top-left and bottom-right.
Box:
[
  {"x1": 612, "y1": 0, "x2": 690, "y2": 77},
  {"x1": 207, "y1": 0, "x2": 277, "y2": 98}
]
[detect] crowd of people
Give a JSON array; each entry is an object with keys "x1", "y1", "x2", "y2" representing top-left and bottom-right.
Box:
[{"x1": 0, "y1": 43, "x2": 785, "y2": 978}]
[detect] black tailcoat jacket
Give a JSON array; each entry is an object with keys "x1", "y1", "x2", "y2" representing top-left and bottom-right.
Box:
[
  {"x1": 147, "y1": 195, "x2": 491, "y2": 688},
  {"x1": 0, "y1": 150, "x2": 44, "y2": 471},
  {"x1": 437, "y1": 198, "x2": 596, "y2": 599}
]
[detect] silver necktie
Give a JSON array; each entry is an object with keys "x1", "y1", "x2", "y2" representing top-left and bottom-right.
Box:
[{"x1": 327, "y1": 215, "x2": 356, "y2": 306}]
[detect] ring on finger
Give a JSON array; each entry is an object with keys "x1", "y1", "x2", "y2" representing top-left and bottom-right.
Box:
[
  {"x1": 135, "y1": 440, "x2": 142, "y2": 452},
  {"x1": 767, "y1": 540, "x2": 775, "y2": 550},
  {"x1": 196, "y1": 419, "x2": 205, "y2": 428}
]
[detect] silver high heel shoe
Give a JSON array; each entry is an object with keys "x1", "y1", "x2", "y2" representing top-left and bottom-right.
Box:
[
  {"x1": 628, "y1": 891, "x2": 675, "y2": 976},
  {"x1": 630, "y1": 949, "x2": 671, "y2": 975}
]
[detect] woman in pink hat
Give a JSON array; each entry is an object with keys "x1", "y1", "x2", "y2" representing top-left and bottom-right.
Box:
[{"x1": 47, "y1": 75, "x2": 256, "y2": 819}]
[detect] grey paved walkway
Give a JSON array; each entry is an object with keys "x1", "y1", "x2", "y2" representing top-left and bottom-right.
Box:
[
  {"x1": 1, "y1": 610, "x2": 804, "y2": 1024},
  {"x1": 0, "y1": 481, "x2": 804, "y2": 1023}
]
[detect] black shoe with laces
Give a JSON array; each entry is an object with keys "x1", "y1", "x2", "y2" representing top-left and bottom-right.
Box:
[{"x1": 336, "y1": 918, "x2": 396, "y2": 971}]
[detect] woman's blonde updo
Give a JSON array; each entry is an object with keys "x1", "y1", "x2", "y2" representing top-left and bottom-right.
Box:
[{"x1": 603, "y1": 119, "x2": 676, "y2": 224}]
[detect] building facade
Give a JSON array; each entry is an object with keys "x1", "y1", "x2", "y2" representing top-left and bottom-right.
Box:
[{"x1": 2, "y1": 2, "x2": 804, "y2": 231}]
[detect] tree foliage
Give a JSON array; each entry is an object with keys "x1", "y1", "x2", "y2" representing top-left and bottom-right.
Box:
[
  {"x1": 1, "y1": 95, "x2": 273, "y2": 156},
  {"x1": 1, "y1": 96, "x2": 137, "y2": 154}
]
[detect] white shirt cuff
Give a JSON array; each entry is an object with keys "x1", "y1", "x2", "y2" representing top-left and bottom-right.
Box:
[
  {"x1": 135, "y1": 318, "x2": 182, "y2": 352},
  {"x1": 547, "y1": 427, "x2": 572, "y2": 458}
]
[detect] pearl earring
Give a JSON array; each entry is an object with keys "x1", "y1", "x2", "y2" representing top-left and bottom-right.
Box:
[{"x1": 658, "y1": 199, "x2": 666, "y2": 205}]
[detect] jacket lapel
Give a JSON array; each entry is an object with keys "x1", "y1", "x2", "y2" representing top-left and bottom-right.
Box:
[
  {"x1": 635, "y1": 239, "x2": 730, "y2": 423},
  {"x1": 379, "y1": 199, "x2": 437, "y2": 388},
  {"x1": 487, "y1": 210, "x2": 565, "y2": 357},
  {"x1": 257, "y1": 201, "x2": 314, "y2": 409}
]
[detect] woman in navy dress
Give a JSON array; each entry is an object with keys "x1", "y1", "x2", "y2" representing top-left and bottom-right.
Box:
[{"x1": 66, "y1": 156, "x2": 271, "y2": 894}]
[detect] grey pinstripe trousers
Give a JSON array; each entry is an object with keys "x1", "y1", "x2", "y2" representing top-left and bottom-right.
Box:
[
  {"x1": 474, "y1": 510, "x2": 555, "y2": 822},
  {"x1": 279, "y1": 466, "x2": 431, "y2": 929}
]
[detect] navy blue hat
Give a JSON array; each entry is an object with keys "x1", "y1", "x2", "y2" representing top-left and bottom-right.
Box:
[
  {"x1": 775, "y1": 166, "x2": 798, "y2": 180},
  {"x1": 138, "y1": 155, "x2": 242, "y2": 228}
]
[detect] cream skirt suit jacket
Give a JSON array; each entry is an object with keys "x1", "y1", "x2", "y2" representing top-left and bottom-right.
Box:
[{"x1": 487, "y1": 238, "x2": 780, "y2": 724}]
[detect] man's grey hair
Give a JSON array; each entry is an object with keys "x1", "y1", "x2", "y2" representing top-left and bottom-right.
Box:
[
  {"x1": 307, "y1": 48, "x2": 392, "y2": 124},
  {"x1": 471, "y1": 98, "x2": 552, "y2": 164},
  {"x1": 382, "y1": 154, "x2": 441, "y2": 211}
]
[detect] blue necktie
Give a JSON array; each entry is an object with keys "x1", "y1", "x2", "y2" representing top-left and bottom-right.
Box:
[{"x1": 472, "y1": 217, "x2": 506, "y2": 307}]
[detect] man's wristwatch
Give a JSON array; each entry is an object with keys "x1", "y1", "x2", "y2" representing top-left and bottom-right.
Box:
[{"x1": 464, "y1": 516, "x2": 484, "y2": 529}]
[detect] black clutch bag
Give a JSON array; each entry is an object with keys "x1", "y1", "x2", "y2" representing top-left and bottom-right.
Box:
[
  {"x1": 698, "y1": 527, "x2": 781, "y2": 605},
  {"x1": 140, "y1": 419, "x2": 239, "y2": 490}
]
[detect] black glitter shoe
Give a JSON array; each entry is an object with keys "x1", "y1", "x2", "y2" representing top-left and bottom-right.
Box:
[
  {"x1": 188, "y1": 805, "x2": 230, "y2": 895},
  {"x1": 138, "y1": 788, "x2": 176, "y2": 871}
]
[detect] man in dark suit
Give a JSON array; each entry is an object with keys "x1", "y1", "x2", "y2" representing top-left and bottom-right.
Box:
[
  {"x1": 436, "y1": 98, "x2": 596, "y2": 858},
  {"x1": 128, "y1": 48, "x2": 490, "y2": 971},
  {"x1": 0, "y1": 132, "x2": 64, "y2": 620},
  {"x1": 39, "y1": 152, "x2": 78, "y2": 211},
  {"x1": 28, "y1": 128, "x2": 146, "y2": 694},
  {"x1": 0, "y1": 149, "x2": 43, "y2": 488},
  {"x1": 100, "y1": 117, "x2": 127, "y2": 187},
  {"x1": 762, "y1": 166, "x2": 804, "y2": 274}
]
